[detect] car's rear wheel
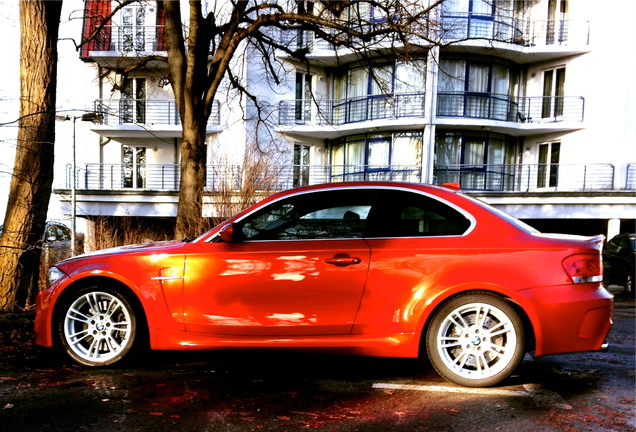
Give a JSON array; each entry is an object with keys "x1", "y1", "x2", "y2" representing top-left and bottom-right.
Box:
[
  {"x1": 427, "y1": 293, "x2": 525, "y2": 387},
  {"x1": 58, "y1": 287, "x2": 137, "y2": 366}
]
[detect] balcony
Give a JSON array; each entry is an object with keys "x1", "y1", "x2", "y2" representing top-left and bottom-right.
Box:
[
  {"x1": 440, "y1": 14, "x2": 589, "y2": 47},
  {"x1": 61, "y1": 162, "x2": 633, "y2": 195},
  {"x1": 433, "y1": 163, "x2": 617, "y2": 192},
  {"x1": 437, "y1": 94, "x2": 585, "y2": 123},
  {"x1": 277, "y1": 93, "x2": 584, "y2": 137},
  {"x1": 278, "y1": 93, "x2": 426, "y2": 128},
  {"x1": 82, "y1": 25, "x2": 166, "y2": 67},
  {"x1": 89, "y1": 99, "x2": 221, "y2": 138}
]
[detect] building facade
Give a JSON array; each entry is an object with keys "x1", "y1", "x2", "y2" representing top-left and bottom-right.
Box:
[{"x1": 55, "y1": 0, "x2": 635, "y2": 246}]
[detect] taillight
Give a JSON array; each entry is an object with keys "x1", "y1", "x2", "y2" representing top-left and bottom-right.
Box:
[{"x1": 562, "y1": 254, "x2": 603, "y2": 284}]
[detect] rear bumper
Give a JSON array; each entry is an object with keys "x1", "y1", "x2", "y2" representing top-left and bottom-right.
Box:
[{"x1": 518, "y1": 284, "x2": 613, "y2": 357}]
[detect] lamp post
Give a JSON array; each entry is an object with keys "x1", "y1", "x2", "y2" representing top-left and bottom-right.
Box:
[{"x1": 56, "y1": 112, "x2": 102, "y2": 256}]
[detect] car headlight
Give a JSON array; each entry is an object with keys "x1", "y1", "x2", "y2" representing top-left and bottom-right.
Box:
[{"x1": 47, "y1": 266, "x2": 67, "y2": 287}]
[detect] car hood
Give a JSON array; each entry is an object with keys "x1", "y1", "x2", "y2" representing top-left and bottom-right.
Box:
[{"x1": 58, "y1": 240, "x2": 187, "y2": 263}]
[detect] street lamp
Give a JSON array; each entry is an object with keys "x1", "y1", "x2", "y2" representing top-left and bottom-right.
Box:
[{"x1": 55, "y1": 112, "x2": 102, "y2": 256}]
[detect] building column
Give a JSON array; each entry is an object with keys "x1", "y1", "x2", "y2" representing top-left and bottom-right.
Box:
[
  {"x1": 607, "y1": 218, "x2": 621, "y2": 241},
  {"x1": 422, "y1": 45, "x2": 440, "y2": 184}
]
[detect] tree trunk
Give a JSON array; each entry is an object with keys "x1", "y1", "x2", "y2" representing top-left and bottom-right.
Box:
[
  {"x1": 174, "y1": 124, "x2": 207, "y2": 239},
  {"x1": 0, "y1": 1, "x2": 62, "y2": 311}
]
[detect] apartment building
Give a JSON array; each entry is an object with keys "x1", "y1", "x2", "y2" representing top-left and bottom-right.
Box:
[{"x1": 56, "y1": 0, "x2": 635, "y2": 246}]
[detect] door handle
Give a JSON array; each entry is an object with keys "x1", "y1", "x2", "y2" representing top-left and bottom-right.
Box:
[{"x1": 326, "y1": 254, "x2": 361, "y2": 267}]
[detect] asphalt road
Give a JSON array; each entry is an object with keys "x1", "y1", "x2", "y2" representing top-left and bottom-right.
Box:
[{"x1": 0, "y1": 289, "x2": 633, "y2": 432}]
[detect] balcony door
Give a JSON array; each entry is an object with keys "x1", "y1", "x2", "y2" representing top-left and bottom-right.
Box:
[
  {"x1": 121, "y1": 78, "x2": 146, "y2": 124},
  {"x1": 537, "y1": 142, "x2": 560, "y2": 189},
  {"x1": 542, "y1": 68, "x2": 565, "y2": 119},
  {"x1": 295, "y1": 73, "x2": 312, "y2": 124},
  {"x1": 123, "y1": 145, "x2": 146, "y2": 189},
  {"x1": 120, "y1": 5, "x2": 156, "y2": 51},
  {"x1": 293, "y1": 144, "x2": 310, "y2": 187},
  {"x1": 546, "y1": 0, "x2": 568, "y2": 45}
]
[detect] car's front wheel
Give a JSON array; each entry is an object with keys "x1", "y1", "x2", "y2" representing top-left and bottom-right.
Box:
[
  {"x1": 426, "y1": 293, "x2": 525, "y2": 387},
  {"x1": 58, "y1": 287, "x2": 138, "y2": 366}
]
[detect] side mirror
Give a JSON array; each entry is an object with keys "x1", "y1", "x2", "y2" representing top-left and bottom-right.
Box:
[{"x1": 219, "y1": 223, "x2": 235, "y2": 243}]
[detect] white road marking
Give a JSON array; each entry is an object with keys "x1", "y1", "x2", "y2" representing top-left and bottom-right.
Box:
[{"x1": 372, "y1": 382, "x2": 572, "y2": 410}]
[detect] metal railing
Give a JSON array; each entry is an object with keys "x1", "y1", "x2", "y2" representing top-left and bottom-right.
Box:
[
  {"x1": 62, "y1": 163, "x2": 634, "y2": 194},
  {"x1": 92, "y1": 99, "x2": 221, "y2": 126},
  {"x1": 437, "y1": 94, "x2": 585, "y2": 123},
  {"x1": 276, "y1": 17, "x2": 590, "y2": 53},
  {"x1": 434, "y1": 163, "x2": 616, "y2": 192},
  {"x1": 440, "y1": 15, "x2": 590, "y2": 47},
  {"x1": 85, "y1": 25, "x2": 166, "y2": 52},
  {"x1": 278, "y1": 93, "x2": 583, "y2": 126},
  {"x1": 279, "y1": 93, "x2": 426, "y2": 126},
  {"x1": 83, "y1": 17, "x2": 590, "y2": 57},
  {"x1": 626, "y1": 164, "x2": 636, "y2": 190}
]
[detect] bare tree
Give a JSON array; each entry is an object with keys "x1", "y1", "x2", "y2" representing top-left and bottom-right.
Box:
[
  {"x1": 0, "y1": 1, "x2": 63, "y2": 311},
  {"x1": 77, "y1": 0, "x2": 442, "y2": 239}
]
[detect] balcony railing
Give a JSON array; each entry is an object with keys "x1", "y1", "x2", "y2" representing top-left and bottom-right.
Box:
[
  {"x1": 62, "y1": 163, "x2": 633, "y2": 194},
  {"x1": 92, "y1": 99, "x2": 221, "y2": 126},
  {"x1": 277, "y1": 17, "x2": 590, "y2": 54},
  {"x1": 626, "y1": 164, "x2": 636, "y2": 190},
  {"x1": 279, "y1": 93, "x2": 426, "y2": 126},
  {"x1": 440, "y1": 15, "x2": 590, "y2": 47},
  {"x1": 434, "y1": 163, "x2": 616, "y2": 192},
  {"x1": 278, "y1": 93, "x2": 583, "y2": 126},
  {"x1": 85, "y1": 25, "x2": 166, "y2": 53},
  {"x1": 437, "y1": 94, "x2": 585, "y2": 123}
]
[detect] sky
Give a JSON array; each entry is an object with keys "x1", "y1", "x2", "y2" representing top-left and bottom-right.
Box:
[{"x1": 0, "y1": 0, "x2": 89, "y2": 224}]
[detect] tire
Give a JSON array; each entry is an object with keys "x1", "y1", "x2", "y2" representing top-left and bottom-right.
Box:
[
  {"x1": 58, "y1": 287, "x2": 138, "y2": 367},
  {"x1": 426, "y1": 293, "x2": 525, "y2": 387}
]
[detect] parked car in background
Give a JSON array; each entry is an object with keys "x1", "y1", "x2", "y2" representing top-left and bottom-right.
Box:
[
  {"x1": 603, "y1": 233, "x2": 636, "y2": 293},
  {"x1": 34, "y1": 182, "x2": 613, "y2": 387},
  {"x1": 0, "y1": 221, "x2": 74, "y2": 266}
]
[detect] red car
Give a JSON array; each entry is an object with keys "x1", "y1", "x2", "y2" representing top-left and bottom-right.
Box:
[{"x1": 35, "y1": 182, "x2": 612, "y2": 387}]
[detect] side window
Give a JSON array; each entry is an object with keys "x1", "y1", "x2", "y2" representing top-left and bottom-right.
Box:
[
  {"x1": 238, "y1": 191, "x2": 372, "y2": 241},
  {"x1": 367, "y1": 191, "x2": 471, "y2": 237}
]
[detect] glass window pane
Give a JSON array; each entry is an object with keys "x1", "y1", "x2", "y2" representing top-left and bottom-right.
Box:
[
  {"x1": 368, "y1": 140, "x2": 390, "y2": 167},
  {"x1": 392, "y1": 133, "x2": 422, "y2": 167},
  {"x1": 346, "y1": 140, "x2": 365, "y2": 172},
  {"x1": 370, "y1": 65, "x2": 392, "y2": 95},
  {"x1": 468, "y1": 64, "x2": 489, "y2": 92},
  {"x1": 438, "y1": 60, "x2": 466, "y2": 92},
  {"x1": 238, "y1": 191, "x2": 372, "y2": 240}
]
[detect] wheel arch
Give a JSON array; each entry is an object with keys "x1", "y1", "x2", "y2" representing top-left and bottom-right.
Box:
[
  {"x1": 51, "y1": 276, "x2": 149, "y2": 350},
  {"x1": 417, "y1": 289, "x2": 536, "y2": 358}
]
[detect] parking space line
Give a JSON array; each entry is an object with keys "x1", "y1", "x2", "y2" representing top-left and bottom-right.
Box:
[{"x1": 372, "y1": 383, "x2": 572, "y2": 410}]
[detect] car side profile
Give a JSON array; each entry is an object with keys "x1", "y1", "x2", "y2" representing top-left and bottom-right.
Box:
[{"x1": 34, "y1": 182, "x2": 613, "y2": 387}]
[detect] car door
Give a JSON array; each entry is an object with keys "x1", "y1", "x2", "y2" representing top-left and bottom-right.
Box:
[
  {"x1": 182, "y1": 189, "x2": 374, "y2": 336},
  {"x1": 354, "y1": 189, "x2": 474, "y2": 334}
]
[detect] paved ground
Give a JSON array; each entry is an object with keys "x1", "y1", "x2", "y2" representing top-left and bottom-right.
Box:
[{"x1": 0, "y1": 289, "x2": 633, "y2": 432}]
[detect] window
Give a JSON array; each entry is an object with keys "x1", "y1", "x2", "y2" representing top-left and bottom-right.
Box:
[
  {"x1": 537, "y1": 142, "x2": 560, "y2": 188},
  {"x1": 434, "y1": 131, "x2": 518, "y2": 191},
  {"x1": 546, "y1": 0, "x2": 568, "y2": 45},
  {"x1": 121, "y1": 5, "x2": 146, "y2": 51},
  {"x1": 123, "y1": 145, "x2": 146, "y2": 188},
  {"x1": 437, "y1": 58, "x2": 517, "y2": 121},
  {"x1": 234, "y1": 189, "x2": 470, "y2": 242},
  {"x1": 542, "y1": 68, "x2": 565, "y2": 119},
  {"x1": 295, "y1": 73, "x2": 312, "y2": 123},
  {"x1": 45, "y1": 224, "x2": 71, "y2": 242},
  {"x1": 332, "y1": 59, "x2": 426, "y2": 124},
  {"x1": 293, "y1": 144, "x2": 310, "y2": 187},
  {"x1": 365, "y1": 190, "x2": 471, "y2": 238},
  {"x1": 330, "y1": 132, "x2": 423, "y2": 182},
  {"x1": 121, "y1": 77, "x2": 146, "y2": 123},
  {"x1": 237, "y1": 190, "x2": 373, "y2": 241}
]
